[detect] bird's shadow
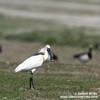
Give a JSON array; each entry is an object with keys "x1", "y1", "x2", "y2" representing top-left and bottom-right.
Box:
[{"x1": 25, "y1": 87, "x2": 44, "y2": 91}]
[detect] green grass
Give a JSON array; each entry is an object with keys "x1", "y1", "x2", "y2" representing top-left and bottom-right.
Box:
[
  {"x1": 0, "y1": 14, "x2": 100, "y2": 48},
  {"x1": 0, "y1": 14, "x2": 58, "y2": 34},
  {"x1": 0, "y1": 62, "x2": 100, "y2": 100},
  {"x1": 1, "y1": 27, "x2": 100, "y2": 48}
]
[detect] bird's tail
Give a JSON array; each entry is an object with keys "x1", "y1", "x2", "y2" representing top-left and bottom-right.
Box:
[
  {"x1": 15, "y1": 64, "x2": 23, "y2": 72},
  {"x1": 73, "y1": 55, "x2": 79, "y2": 58}
]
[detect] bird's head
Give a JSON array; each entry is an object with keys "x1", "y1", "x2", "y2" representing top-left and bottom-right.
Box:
[
  {"x1": 45, "y1": 45, "x2": 54, "y2": 62},
  {"x1": 89, "y1": 44, "x2": 93, "y2": 48},
  {"x1": 89, "y1": 44, "x2": 93, "y2": 51}
]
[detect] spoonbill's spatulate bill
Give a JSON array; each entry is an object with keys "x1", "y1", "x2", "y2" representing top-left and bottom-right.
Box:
[{"x1": 15, "y1": 45, "x2": 54, "y2": 89}]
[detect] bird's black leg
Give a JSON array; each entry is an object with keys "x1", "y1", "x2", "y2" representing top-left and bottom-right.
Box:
[
  {"x1": 30, "y1": 72, "x2": 35, "y2": 89},
  {"x1": 30, "y1": 75, "x2": 32, "y2": 89},
  {"x1": 31, "y1": 76, "x2": 35, "y2": 89}
]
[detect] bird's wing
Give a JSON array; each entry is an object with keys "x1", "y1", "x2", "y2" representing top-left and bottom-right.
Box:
[
  {"x1": 79, "y1": 54, "x2": 89, "y2": 62},
  {"x1": 15, "y1": 55, "x2": 43, "y2": 72},
  {"x1": 34, "y1": 52, "x2": 44, "y2": 55},
  {"x1": 74, "y1": 52, "x2": 86, "y2": 58}
]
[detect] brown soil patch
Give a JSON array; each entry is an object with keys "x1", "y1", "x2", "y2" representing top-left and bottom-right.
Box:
[{"x1": 0, "y1": 40, "x2": 100, "y2": 66}]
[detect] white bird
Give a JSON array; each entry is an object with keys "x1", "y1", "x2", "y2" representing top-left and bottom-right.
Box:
[{"x1": 15, "y1": 45, "x2": 54, "y2": 89}]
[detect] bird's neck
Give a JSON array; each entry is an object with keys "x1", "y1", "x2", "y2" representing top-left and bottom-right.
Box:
[
  {"x1": 88, "y1": 48, "x2": 92, "y2": 58},
  {"x1": 43, "y1": 49, "x2": 48, "y2": 61},
  {"x1": 41, "y1": 55, "x2": 46, "y2": 62},
  {"x1": 89, "y1": 48, "x2": 92, "y2": 53}
]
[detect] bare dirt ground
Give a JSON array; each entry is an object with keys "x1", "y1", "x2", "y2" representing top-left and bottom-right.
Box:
[
  {"x1": 0, "y1": 40, "x2": 100, "y2": 66},
  {"x1": 0, "y1": 0, "x2": 100, "y2": 30}
]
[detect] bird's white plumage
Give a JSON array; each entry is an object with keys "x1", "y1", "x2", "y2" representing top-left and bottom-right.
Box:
[
  {"x1": 15, "y1": 55, "x2": 43, "y2": 72},
  {"x1": 38, "y1": 48, "x2": 45, "y2": 53},
  {"x1": 15, "y1": 45, "x2": 50, "y2": 73},
  {"x1": 79, "y1": 54, "x2": 89, "y2": 63},
  {"x1": 38, "y1": 46, "x2": 51, "y2": 61},
  {"x1": 31, "y1": 69, "x2": 36, "y2": 73},
  {"x1": 38, "y1": 45, "x2": 50, "y2": 53}
]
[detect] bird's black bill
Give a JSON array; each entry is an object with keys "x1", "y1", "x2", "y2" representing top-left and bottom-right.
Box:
[{"x1": 47, "y1": 48, "x2": 54, "y2": 62}]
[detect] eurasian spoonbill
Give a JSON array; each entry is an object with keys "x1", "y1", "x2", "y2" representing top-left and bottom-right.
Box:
[{"x1": 15, "y1": 45, "x2": 54, "y2": 89}]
